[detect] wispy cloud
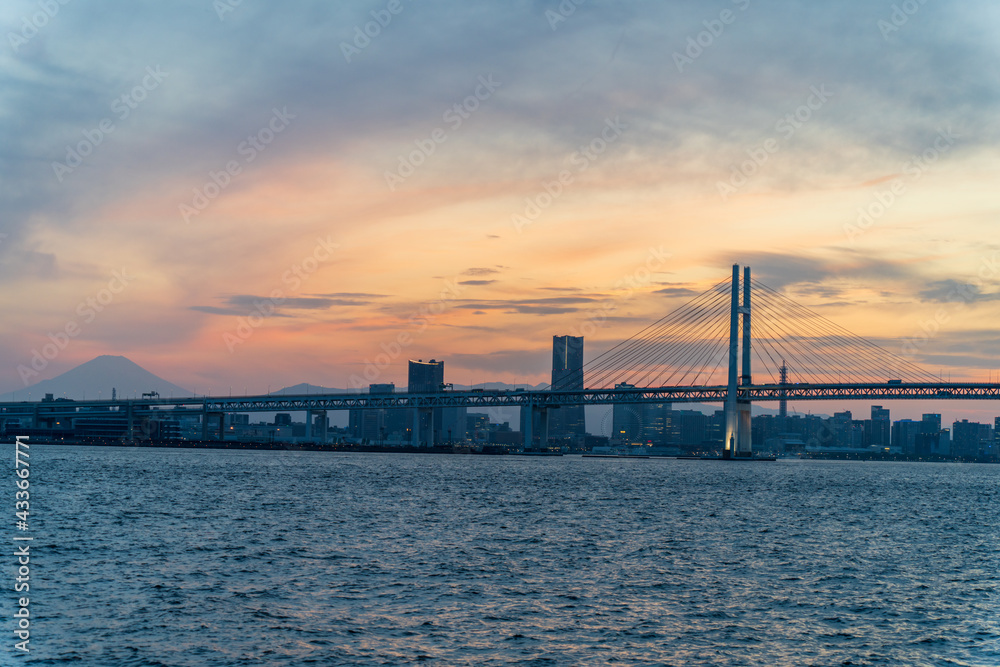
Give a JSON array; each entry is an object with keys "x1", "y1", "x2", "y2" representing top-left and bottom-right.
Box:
[
  {"x1": 654, "y1": 284, "x2": 700, "y2": 297},
  {"x1": 193, "y1": 294, "x2": 372, "y2": 317},
  {"x1": 918, "y1": 280, "x2": 1000, "y2": 304}
]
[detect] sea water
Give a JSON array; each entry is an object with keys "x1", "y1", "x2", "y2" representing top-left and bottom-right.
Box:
[{"x1": 5, "y1": 446, "x2": 999, "y2": 666}]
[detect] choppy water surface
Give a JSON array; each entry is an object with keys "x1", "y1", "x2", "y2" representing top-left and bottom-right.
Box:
[{"x1": 7, "y1": 446, "x2": 1000, "y2": 666}]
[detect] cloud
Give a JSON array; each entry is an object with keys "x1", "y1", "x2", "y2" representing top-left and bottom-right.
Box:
[
  {"x1": 226, "y1": 295, "x2": 359, "y2": 309},
  {"x1": 190, "y1": 305, "x2": 243, "y2": 316},
  {"x1": 458, "y1": 280, "x2": 496, "y2": 286},
  {"x1": 312, "y1": 292, "x2": 388, "y2": 299},
  {"x1": 445, "y1": 349, "x2": 551, "y2": 376},
  {"x1": 0, "y1": 250, "x2": 60, "y2": 281},
  {"x1": 6, "y1": 0, "x2": 1000, "y2": 252},
  {"x1": 448, "y1": 295, "x2": 603, "y2": 316},
  {"x1": 788, "y1": 283, "x2": 853, "y2": 301},
  {"x1": 507, "y1": 305, "x2": 580, "y2": 315},
  {"x1": 919, "y1": 330, "x2": 1000, "y2": 364},
  {"x1": 654, "y1": 284, "x2": 700, "y2": 297},
  {"x1": 192, "y1": 294, "x2": 371, "y2": 317},
  {"x1": 724, "y1": 249, "x2": 921, "y2": 294},
  {"x1": 917, "y1": 280, "x2": 1000, "y2": 304},
  {"x1": 462, "y1": 267, "x2": 502, "y2": 276}
]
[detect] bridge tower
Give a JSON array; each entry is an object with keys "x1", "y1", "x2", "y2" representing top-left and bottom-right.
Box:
[
  {"x1": 724, "y1": 264, "x2": 753, "y2": 458},
  {"x1": 778, "y1": 360, "x2": 788, "y2": 424},
  {"x1": 737, "y1": 265, "x2": 752, "y2": 456}
]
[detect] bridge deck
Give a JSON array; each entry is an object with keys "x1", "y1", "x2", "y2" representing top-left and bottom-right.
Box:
[{"x1": 2, "y1": 383, "x2": 998, "y2": 417}]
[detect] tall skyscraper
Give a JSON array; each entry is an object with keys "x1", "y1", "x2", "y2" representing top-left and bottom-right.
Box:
[
  {"x1": 870, "y1": 405, "x2": 890, "y2": 449},
  {"x1": 551, "y1": 335, "x2": 583, "y2": 389},
  {"x1": 891, "y1": 419, "x2": 922, "y2": 455},
  {"x1": 550, "y1": 335, "x2": 585, "y2": 440},
  {"x1": 408, "y1": 359, "x2": 444, "y2": 392},
  {"x1": 407, "y1": 359, "x2": 465, "y2": 445},
  {"x1": 641, "y1": 402, "x2": 672, "y2": 445}
]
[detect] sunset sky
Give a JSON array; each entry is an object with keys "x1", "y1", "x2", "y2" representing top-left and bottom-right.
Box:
[{"x1": 3, "y1": 1, "x2": 999, "y2": 421}]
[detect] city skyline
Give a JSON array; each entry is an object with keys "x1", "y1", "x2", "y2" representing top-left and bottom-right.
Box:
[
  {"x1": 8, "y1": 350, "x2": 1000, "y2": 435},
  {"x1": 3, "y1": 1, "x2": 999, "y2": 423},
  {"x1": 9, "y1": 347, "x2": 1000, "y2": 456}
]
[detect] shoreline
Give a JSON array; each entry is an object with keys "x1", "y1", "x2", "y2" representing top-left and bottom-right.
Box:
[{"x1": 5, "y1": 439, "x2": 999, "y2": 463}]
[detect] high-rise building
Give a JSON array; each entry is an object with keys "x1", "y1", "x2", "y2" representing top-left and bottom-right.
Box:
[
  {"x1": 992, "y1": 417, "x2": 1000, "y2": 459},
  {"x1": 641, "y1": 403, "x2": 672, "y2": 445},
  {"x1": 466, "y1": 413, "x2": 490, "y2": 443},
  {"x1": 407, "y1": 359, "x2": 465, "y2": 444},
  {"x1": 550, "y1": 335, "x2": 586, "y2": 439},
  {"x1": 349, "y1": 383, "x2": 407, "y2": 443},
  {"x1": 916, "y1": 413, "x2": 948, "y2": 456},
  {"x1": 438, "y1": 406, "x2": 467, "y2": 444},
  {"x1": 832, "y1": 411, "x2": 855, "y2": 448},
  {"x1": 952, "y1": 419, "x2": 992, "y2": 459},
  {"x1": 891, "y1": 419, "x2": 922, "y2": 454},
  {"x1": 612, "y1": 383, "x2": 643, "y2": 444},
  {"x1": 408, "y1": 359, "x2": 444, "y2": 392},
  {"x1": 672, "y1": 409, "x2": 712, "y2": 453},
  {"x1": 938, "y1": 427, "x2": 952, "y2": 456},
  {"x1": 870, "y1": 405, "x2": 890, "y2": 448},
  {"x1": 921, "y1": 413, "x2": 942, "y2": 433}
]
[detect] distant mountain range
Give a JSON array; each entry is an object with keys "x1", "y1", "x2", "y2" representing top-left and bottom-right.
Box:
[{"x1": 6, "y1": 355, "x2": 191, "y2": 401}]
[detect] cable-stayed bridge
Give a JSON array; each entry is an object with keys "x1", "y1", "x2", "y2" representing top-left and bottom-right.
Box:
[{"x1": 4, "y1": 265, "x2": 998, "y2": 453}]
